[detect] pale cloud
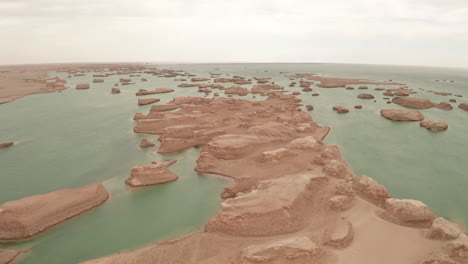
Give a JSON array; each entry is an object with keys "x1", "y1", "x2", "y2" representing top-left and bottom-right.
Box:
[{"x1": 0, "y1": 0, "x2": 467, "y2": 67}]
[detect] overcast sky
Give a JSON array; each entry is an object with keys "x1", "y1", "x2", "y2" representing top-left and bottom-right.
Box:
[{"x1": 0, "y1": 0, "x2": 467, "y2": 68}]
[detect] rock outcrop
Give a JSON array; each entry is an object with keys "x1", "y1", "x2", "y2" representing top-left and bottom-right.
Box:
[
  {"x1": 138, "y1": 98, "x2": 160, "y2": 105},
  {"x1": 380, "y1": 109, "x2": 424, "y2": 121},
  {"x1": 447, "y1": 233, "x2": 468, "y2": 258},
  {"x1": 419, "y1": 120, "x2": 448, "y2": 132},
  {"x1": 356, "y1": 175, "x2": 391, "y2": 205},
  {"x1": 111, "y1": 87, "x2": 120, "y2": 94},
  {"x1": 139, "y1": 138, "x2": 155, "y2": 148},
  {"x1": 93, "y1": 79, "x2": 104, "y2": 83},
  {"x1": 125, "y1": 161, "x2": 178, "y2": 187},
  {"x1": 427, "y1": 217, "x2": 463, "y2": 240},
  {"x1": 205, "y1": 173, "x2": 327, "y2": 236},
  {"x1": 385, "y1": 198, "x2": 435, "y2": 222},
  {"x1": 0, "y1": 184, "x2": 109, "y2": 241},
  {"x1": 75, "y1": 83, "x2": 90, "y2": 89}
]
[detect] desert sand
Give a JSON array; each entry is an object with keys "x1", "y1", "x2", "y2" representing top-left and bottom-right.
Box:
[
  {"x1": 0, "y1": 65, "x2": 61, "y2": 104},
  {"x1": 82, "y1": 93, "x2": 467, "y2": 264}
]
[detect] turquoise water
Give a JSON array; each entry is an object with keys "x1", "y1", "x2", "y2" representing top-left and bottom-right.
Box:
[{"x1": 0, "y1": 63, "x2": 467, "y2": 263}]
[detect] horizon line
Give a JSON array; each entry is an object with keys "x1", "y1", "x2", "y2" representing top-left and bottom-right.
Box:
[{"x1": 1, "y1": 61, "x2": 467, "y2": 70}]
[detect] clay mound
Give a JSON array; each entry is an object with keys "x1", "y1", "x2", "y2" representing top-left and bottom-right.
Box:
[
  {"x1": 380, "y1": 109, "x2": 424, "y2": 121},
  {"x1": 242, "y1": 236, "x2": 323, "y2": 264},
  {"x1": 133, "y1": 112, "x2": 146, "y2": 120},
  {"x1": 0, "y1": 184, "x2": 109, "y2": 241},
  {"x1": 435, "y1": 102, "x2": 453, "y2": 110},
  {"x1": 324, "y1": 219, "x2": 354, "y2": 249},
  {"x1": 139, "y1": 138, "x2": 155, "y2": 148},
  {"x1": 392, "y1": 97, "x2": 434, "y2": 109},
  {"x1": 205, "y1": 173, "x2": 327, "y2": 236},
  {"x1": 458, "y1": 103, "x2": 468, "y2": 111},
  {"x1": 419, "y1": 120, "x2": 448, "y2": 132},
  {"x1": 75, "y1": 83, "x2": 90, "y2": 89},
  {"x1": 0, "y1": 142, "x2": 14, "y2": 149},
  {"x1": 125, "y1": 161, "x2": 178, "y2": 187},
  {"x1": 138, "y1": 98, "x2": 160, "y2": 105},
  {"x1": 0, "y1": 249, "x2": 21, "y2": 264},
  {"x1": 93, "y1": 79, "x2": 104, "y2": 83},
  {"x1": 224, "y1": 86, "x2": 250, "y2": 96},
  {"x1": 357, "y1": 94, "x2": 375, "y2": 99},
  {"x1": 111, "y1": 88, "x2": 120, "y2": 94}
]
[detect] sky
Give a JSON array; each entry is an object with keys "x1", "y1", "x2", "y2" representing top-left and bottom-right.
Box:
[{"x1": 0, "y1": 0, "x2": 467, "y2": 68}]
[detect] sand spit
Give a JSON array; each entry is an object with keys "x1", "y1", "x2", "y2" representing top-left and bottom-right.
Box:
[
  {"x1": 0, "y1": 249, "x2": 22, "y2": 264},
  {"x1": 125, "y1": 160, "x2": 179, "y2": 187},
  {"x1": 0, "y1": 184, "x2": 109, "y2": 241},
  {"x1": 82, "y1": 94, "x2": 467, "y2": 264},
  {"x1": 288, "y1": 73, "x2": 404, "y2": 88},
  {"x1": 0, "y1": 142, "x2": 14, "y2": 149}
]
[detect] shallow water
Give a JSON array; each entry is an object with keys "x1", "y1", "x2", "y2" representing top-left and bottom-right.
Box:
[{"x1": 0, "y1": 63, "x2": 467, "y2": 263}]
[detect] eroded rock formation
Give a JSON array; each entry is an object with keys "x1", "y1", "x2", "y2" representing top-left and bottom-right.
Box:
[
  {"x1": 125, "y1": 161, "x2": 178, "y2": 187},
  {"x1": 0, "y1": 184, "x2": 109, "y2": 241},
  {"x1": 82, "y1": 95, "x2": 464, "y2": 264}
]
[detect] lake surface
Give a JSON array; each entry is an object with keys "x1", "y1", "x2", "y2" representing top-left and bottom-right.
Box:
[{"x1": 0, "y1": 63, "x2": 467, "y2": 263}]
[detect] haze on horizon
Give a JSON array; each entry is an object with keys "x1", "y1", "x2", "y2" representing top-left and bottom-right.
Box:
[{"x1": 0, "y1": 0, "x2": 467, "y2": 68}]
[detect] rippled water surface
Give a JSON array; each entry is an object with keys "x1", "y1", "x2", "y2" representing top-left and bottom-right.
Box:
[{"x1": 0, "y1": 63, "x2": 467, "y2": 263}]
